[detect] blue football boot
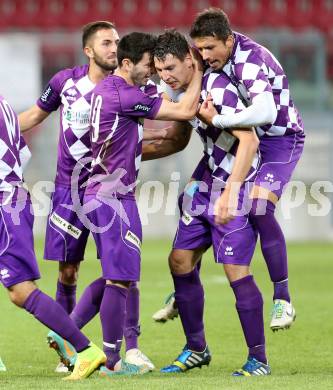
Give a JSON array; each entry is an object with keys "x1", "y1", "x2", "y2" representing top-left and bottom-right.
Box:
[
  {"x1": 99, "y1": 360, "x2": 150, "y2": 377},
  {"x1": 161, "y1": 345, "x2": 211, "y2": 373},
  {"x1": 47, "y1": 331, "x2": 77, "y2": 371},
  {"x1": 232, "y1": 356, "x2": 271, "y2": 376}
]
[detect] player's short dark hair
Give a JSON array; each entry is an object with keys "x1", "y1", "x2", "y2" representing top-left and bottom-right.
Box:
[
  {"x1": 82, "y1": 21, "x2": 116, "y2": 48},
  {"x1": 154, "y1": 29, "x2": 190, "y2": 62},
  {"x1": 190, "y1": 8, "x2": 232, "y2": 42},
  {"x1": 117, "y1": 32, "x2": 157, "y2": 66}
]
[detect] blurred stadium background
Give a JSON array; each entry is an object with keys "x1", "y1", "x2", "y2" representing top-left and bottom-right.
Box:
[{"x1": 0, "y1": 0, "x2": 332, "y2": 240}]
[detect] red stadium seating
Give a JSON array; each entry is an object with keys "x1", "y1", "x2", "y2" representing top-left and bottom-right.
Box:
[
  {"x1": 0, "y1": 0, "x2": 331, "y2": 34},
  {"x1": 287, "y1": 0, "x2": 314, "y2": 31},
  {"x1": 132, "y1": 0, "x2": 161, "y2": 28},
  {"x1": 261, "y1": 0, "x2": 289, "y2": 29},
  {"x1": 233, "y1": 0, "x2": 264, "y2": 30},
  {"x1": 0, "y1": 0, "x2": 14, "y2": 29},
  {"x1": 315, "y1": 0, "x2": 333, "y2": 34}
]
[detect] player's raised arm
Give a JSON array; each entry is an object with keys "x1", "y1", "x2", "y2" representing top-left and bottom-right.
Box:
[
  {"x1": 211, "y1": 89, "x2": 277, "y2": 129},
  {"x1": 199, "y1": 91, "x2": 277, "y2": 129},
  {"x1": 142, "y1": 121, "x2": 192, "y2": 161},
  {"x1": 214, "y1": 128, "x2": 259, "y2": 225},
  {"x1": 143, "y1": 126, "x2": 170, "y2": 141},
  {"x1": 18, "y1": 105, "x2": 50, "y2": 132}
]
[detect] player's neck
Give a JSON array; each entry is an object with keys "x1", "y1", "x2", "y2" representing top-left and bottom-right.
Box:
[
  {"x1": 227, "y1": 35, "x2": 235, "y2": 60},
  {"x1": 114, "y1": 68, "x2": 134, "y2": 85},
  {"x1": 88, "y1": 63, "x2": 111, "y2": 84},
  {"x1": 183, "y1": 70, "x2": 195, "y2": 90}
]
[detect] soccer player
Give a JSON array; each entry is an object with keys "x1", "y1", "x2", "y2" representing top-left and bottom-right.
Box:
[
  {"x1": 0, "y1": 356, "x2": 6, "y2": 372},
  {"x1": 18, "y1": 21, "x2": 154, "y2": 371},
  {"x1": 0, "y1": 94, "x2": 105, "y2": 380},
  {"x1": 190, "y1": 8, "x2": 305, "y2": 330},
  {"x1": 84, "y1": 31, "x2": 202, "y2": 376},
  {"x1": 150, "y1": 30, "x2": 270, "y2": 376},
  {"x1": 148, "y1": 30, "x2": 200, "y2": 323}
]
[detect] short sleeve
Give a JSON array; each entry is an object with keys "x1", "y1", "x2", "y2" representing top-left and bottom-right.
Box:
[
  {"x1": 36, "y1": 70, "x2": 66, "y2": 112},
  {"x1": 118, "y1": 85, "x2": 163, "y2": 120}
]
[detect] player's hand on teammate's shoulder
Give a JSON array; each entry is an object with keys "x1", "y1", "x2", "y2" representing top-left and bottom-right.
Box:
[
  {"x1": 190, "y1": 47, "x2": 204, "y2": 73},
  {"x1": 198, "y1": 93, "x2": 217, "y2": 125}
]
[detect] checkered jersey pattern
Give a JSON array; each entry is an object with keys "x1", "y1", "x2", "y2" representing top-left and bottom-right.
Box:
[
  {"x1": 37, "y1": 65, "x2": 94, "y2": 187},
  {"x1": 142, "y1": 79, "x2": 164, "y2": 97},
  {"x1": 197, "y1": 70, "x2": 260, "y2": 184},
  {"x1": 223, "y1": 32, "x2": 304, "y2": 137},
  {"x1": 0, "y1": 96, "x2": 31, "y2": 203}
]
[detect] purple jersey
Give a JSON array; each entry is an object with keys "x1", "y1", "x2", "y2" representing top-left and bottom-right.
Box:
[
  {"x1": 37, "y1": 65, "x2": 95, "y2": 187},
  {"x1": 86, "y1": 75, "x2": 163, "y2": 199},
  {"x1": 223, "y1": 32, "x2": 304, "y2": 137},
  {"x1": 195, "y1": 70, "x2": 260, "y2": 187},
  {"x1": 0, "y1": 96, "x2": 31, "y2": 204}
]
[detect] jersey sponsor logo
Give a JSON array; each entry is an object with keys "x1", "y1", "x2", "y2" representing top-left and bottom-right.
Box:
[
  {"x1": 182, "y1": 211, "x2": 193, "y2": 226},
  {"x1": 50, "y1": 212, "x2": 82, "y2": 239},
  {"x1": 64, "y1": 108, "x2": 90, "y2": 127},
  {"x1": 0, "y1": 268, "x2": 10, "y2": 279},
  {"x1": 133, "y1": 104, "x2": 151, "y2": 112},
  {"x1": 224, "y1": 246, "x2": 234, "y2": 256},
  {"x1": 40, "y1": 85, "x2": 53, "y2": 103},
  {"x1": 125, "y1": 230, "x2": 141, "y2": 250}
]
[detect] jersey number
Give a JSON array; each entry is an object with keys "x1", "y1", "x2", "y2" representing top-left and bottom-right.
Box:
[{"x1": 91, "y1": 94, "x2": 103, "y2": 142}]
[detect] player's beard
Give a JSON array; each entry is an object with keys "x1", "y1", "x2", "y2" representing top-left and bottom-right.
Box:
[
  {"x1": 94, "y1": 53, "x2": 118, "y2": 72},
  {"x1": 132, "y1": 69, "x2": 149, "y2": 86}
]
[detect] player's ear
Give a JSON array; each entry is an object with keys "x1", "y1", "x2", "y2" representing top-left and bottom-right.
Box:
[
  {"x1": 184, "y1": 52, "x2": 193, "y2": 68},
  {"x1": 84, "y1": 46, "x2": 93, "y2": 59},
  {"x1": 121, "y1": 58, "x2": 133, "y2": 71},
  {"x1": 225, "y1": 34, "x2": 234, "y2": 50}
]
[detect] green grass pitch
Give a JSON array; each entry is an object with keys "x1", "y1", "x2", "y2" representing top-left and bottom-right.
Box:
[{"x1": 0, "y1": 239, "x2": 333, "y2": 389}]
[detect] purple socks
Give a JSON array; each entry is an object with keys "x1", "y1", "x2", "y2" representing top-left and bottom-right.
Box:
[
  {"x1": 250, "y1": 199, "x2": 290, "y2": 302},
  {"x1": 124, "y1": 282, "x2": 140, "y2": 351},
  {"x1": 56, "y1": 281, "x2": 77, "y2": 314},
  {"x1": 100, "y1": 284, "x2": 128, "y2": 369},
  {"x1": 70, "y1": 278, "x2": 140, "y2": 353},
  {"x1": 172, "y1": 269, "x2": 206, "y2": 352},
  {"x1": 70, "y1": 277, "x2": 105, "y2": 329},
  {"x1": 23, "y1": 289, "x2": 89, "y2": 352},
  {"x1": 230, "y1": 275, "x2": 266, "y2": 364}
]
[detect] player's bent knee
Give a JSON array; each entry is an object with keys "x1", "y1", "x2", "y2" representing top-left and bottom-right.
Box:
[
  {"x1": 107, "y1": 280, "x2": 131, "y2": 289},
  {"x1": 7, "y1": 281, "x2": 37, "y2": 307},
  {"x1": 168, "y1": 249, "x2": 193, "y2": 274},
  {"x1": 223, "y1": 264, "x2": 250, "y2": 283},
  {"x1": 58, "y1": 262, "x2": 80, "y2": 285}
]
